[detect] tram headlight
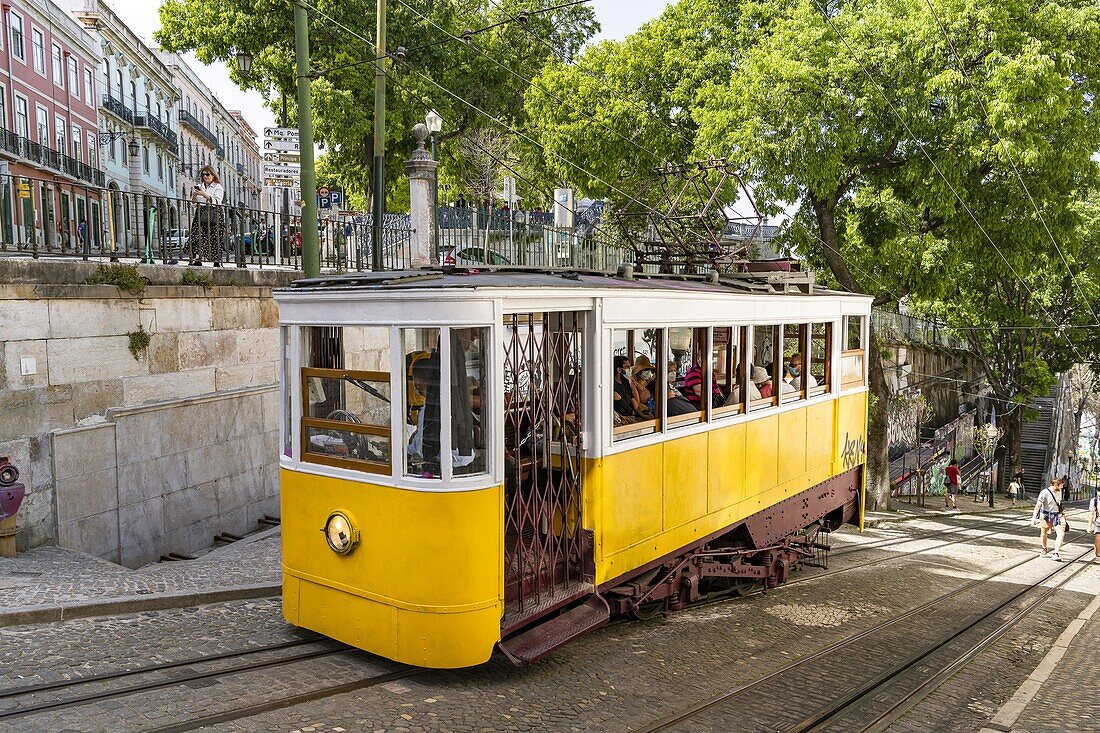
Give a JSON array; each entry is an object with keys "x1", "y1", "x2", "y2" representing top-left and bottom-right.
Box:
[{"x1": 322, "y1": 511, "x2": 359, "y2": 555}]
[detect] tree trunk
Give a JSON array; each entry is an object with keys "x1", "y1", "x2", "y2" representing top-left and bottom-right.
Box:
[
  {"x1": 1003, "y1": 407, "x2": 1023, "y2": 493},
  {"x1": 866, "y1": 321, "x2": 892, "y2": 511}
]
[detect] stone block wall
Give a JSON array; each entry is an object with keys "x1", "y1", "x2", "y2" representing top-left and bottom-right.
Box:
[
  {"x1": 0, "y1": 260, "x2": 296, "y2": 561},
  {"x1": 51, "y1": 387, "x2": 279, "y2": 566}
]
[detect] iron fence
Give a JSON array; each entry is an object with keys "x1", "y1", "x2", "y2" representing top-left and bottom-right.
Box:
[{"x1": 0, "y1": 173, "x2": 413, "y2": 271}]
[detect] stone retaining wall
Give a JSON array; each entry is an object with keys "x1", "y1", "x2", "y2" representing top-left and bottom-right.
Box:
[{"x1": 0, "y1": 260, "x2": 296, "y2": 562}]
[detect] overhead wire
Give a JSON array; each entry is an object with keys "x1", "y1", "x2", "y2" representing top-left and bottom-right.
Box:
[
  {"x1": 921, "y1": 0, "x2": 1100, "y2": 328},
  {"x1": 807, "y1": 0, "x2": 1090, "y2": 365}
]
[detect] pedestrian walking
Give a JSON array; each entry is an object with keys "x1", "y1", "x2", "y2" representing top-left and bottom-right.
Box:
[
  {"x1": 1090, "y1": 488, "x2": 1100, "y2": 561},
  {"x1": 186, "y1": 165, "x2": 226, "y2": 266},
  {"x1": 1031, "y1": 477, "x2": 1067, "y2": 561},
  {"x1": 945, "y1": 459, "x2": 960, "y2": 510},
  {"x1": 1008, "y1": 478, "x2": 1019, "y2": 506},
  {"x1": 1013, "y1": 466, "x2": 1026, "y2": 499}
]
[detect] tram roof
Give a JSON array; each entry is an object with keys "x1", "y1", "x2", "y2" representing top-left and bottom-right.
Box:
[{"x1": 281, "y1": 268, "x2": 864, "y2": 299}]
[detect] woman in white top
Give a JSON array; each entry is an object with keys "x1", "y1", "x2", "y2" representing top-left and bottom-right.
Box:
[{"x1": 187, "y1": 165, "x2": 227, "y2": 266}]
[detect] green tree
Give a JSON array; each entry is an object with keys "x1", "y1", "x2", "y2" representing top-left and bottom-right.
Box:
[{"x1": 157, "y1": 0, "x2": 597, "y2": 206}]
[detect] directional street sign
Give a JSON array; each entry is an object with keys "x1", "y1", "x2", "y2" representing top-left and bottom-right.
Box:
[
  {"x1": 264, "y1": 126, "x2": 300, "y2": 139},
  {"x1": 263, "y1": 152, "x2": 301, "y2": 164},
  {"x1": 263, "y1": 164, "x2": 301, "y2": 178},
  {"x1": 265, "y1": 177, "x2": 297, "y2": 188},
  {"x1": 263, "y1": 138, "x2": 300, "y2": 152}
]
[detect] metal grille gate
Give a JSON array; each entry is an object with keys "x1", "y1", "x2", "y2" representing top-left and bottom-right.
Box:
[{"x1": 503, "y1": 312, "x2": 587, "y2": 627}]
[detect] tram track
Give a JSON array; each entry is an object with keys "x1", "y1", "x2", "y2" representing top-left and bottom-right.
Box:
[{"x1": 634, "y1": 528, "x2": 1095, "y2": 732}]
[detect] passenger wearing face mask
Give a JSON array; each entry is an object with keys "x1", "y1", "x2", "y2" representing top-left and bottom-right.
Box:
[
  {"x1": 630, "y1": 356, "x2": 656, "y2": 419},
  {"x1": 785, "y1": 353, "x2": 818, "y2": 389},
  {"x1": 612, "y1": 355, "x2": 639, "y2": 424}
]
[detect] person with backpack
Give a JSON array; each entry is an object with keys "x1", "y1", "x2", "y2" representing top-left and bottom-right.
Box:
[
  {"x1": 1031, "y1": 477, "x2": 1067, "y2": 561},
  {"x1": 1089, "y1": 488, "x2": 1100, "y2": 561}
]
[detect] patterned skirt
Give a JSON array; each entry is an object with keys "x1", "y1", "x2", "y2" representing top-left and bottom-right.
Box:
[{"x1": 187, "y1": 207, "x2": 227, "y2": 262}]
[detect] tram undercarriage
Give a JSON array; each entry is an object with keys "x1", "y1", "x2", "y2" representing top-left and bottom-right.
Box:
[{"x1": 498, "y1": 467, "x2": 862, "y2": 666}]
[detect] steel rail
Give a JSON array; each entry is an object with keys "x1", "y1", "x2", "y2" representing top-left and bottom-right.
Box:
[
  {"x1": 791, "y1": 542, "x2": 1095, "y2": 733},
  {"x1": 0, "y1": 646, "x2": 354, "y2": 720},
  {"x1": 635, "y1": 528, "x2": 1091, "y2": 732},
  {"x1": 0, "y1": 637, "x2": 331, "y2": 701}
]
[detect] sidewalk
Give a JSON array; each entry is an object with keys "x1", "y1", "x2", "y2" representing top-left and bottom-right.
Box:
[
  {"x1": 980, "y1": 561, "x2": 1100, "y2": 733},
  {"x1": 865, "y1": 498, "x2": 1033, "y2": 528},
  {"x1": 0, "y1": 528, "x2": 281, "y2": 626}
]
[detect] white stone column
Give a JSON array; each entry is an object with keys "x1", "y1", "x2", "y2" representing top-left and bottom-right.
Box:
[{"x1": 405, "y1": 123, "x2": 438, "y2": 269}]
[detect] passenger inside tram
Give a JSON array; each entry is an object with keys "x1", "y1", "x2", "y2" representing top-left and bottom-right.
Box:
[
  {"x1": 630, "y1": 356, "x2": 656, "y2": 419},
  {"x1": 612, "y1": 355, "x2": 638, "y2": 424}
]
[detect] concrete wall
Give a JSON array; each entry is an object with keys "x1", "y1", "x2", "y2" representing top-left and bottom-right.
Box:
[
  {"x1": 0, "y1": 259, "x2": 295, "y2": 563},
  {"x1": 51, "y1": 387, "x2": 278, "y2": 566}
]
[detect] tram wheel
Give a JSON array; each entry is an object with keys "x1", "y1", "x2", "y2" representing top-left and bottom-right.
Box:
[
  {"x1": 732, "y1": 579, "x2": 763, "y2": 597},
  {"x1": 630, "y1": 601, "x2": 665, "y2": 621}
]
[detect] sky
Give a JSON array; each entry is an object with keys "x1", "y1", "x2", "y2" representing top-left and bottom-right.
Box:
[{"x1": 113, "y1": 0, "x2": 673, "y2": 144}]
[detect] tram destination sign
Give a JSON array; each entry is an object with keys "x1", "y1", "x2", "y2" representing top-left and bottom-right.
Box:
[{"x1": 264, "y1": 126, "x2": 300, "y2": 140}]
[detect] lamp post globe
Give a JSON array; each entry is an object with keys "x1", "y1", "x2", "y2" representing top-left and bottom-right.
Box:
[
  {"x1": 425, "y1": 109, "x2": 442, "y2": 159},
  {"x1": 127, "y1": 138, "x2": 140, "y2": 158}
]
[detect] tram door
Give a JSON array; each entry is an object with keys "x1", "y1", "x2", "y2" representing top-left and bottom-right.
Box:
[{"x1": 502, "y1": 311, "x2": 587, "y2": 625}]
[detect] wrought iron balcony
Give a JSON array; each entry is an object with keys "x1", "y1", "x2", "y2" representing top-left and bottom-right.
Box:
[
  {"x1": 101, "y1": 94, "x2": 133, "y2": 124},
  {"x1": 0, "y1": 130, "x2": 105, "y2": 187},
  {"x1": 177, "y1": 109, "x2": 219, "y2": 148},
  {"x1": 134, "y1": 110, "x2": 178, "y2": 154}
]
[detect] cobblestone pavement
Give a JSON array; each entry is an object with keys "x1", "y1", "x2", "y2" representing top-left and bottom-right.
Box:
[
  {"x1": 2, "y1": 509, "x2": 1090, "y2": 733},
  {"x1": 0, "y1": 530, "x2": 280, "y2": 609}
]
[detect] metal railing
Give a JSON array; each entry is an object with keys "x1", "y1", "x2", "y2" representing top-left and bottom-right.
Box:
[
  {"x1": 101, "y1": 94, "x2": 134, "y2": 124},
  {"x1": 133, "y1": 111, "x2": 178, "y2": 153},
  {"x1": 0, "y1": 130, "x2": 104, "y2": 187},
  {"x1": 435, "y1": 206, "x2": 630, "y2": 270},
  {"x1": 873, "y1": 309, "x2": 968, "y2": 349},
  {"x1": 0, "y1": 173, "x2": 414, "y2": 271},
  {"x1": 177, "y1": 109, "x2": 218, "y2": 148}
]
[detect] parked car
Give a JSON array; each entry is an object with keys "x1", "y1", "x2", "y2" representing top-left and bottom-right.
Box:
[
  {"x1": 164, "y1": 228, "x2": 188, "y2": 259},
  {"x1": 440, "y1": 245, "x2": 511, "y2": 267}
]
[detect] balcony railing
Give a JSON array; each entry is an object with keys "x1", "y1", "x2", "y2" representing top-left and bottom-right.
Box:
[
  {"x1": 101, "y1": 94, "x2": 133, "y2": 124},
  {"x1": 134, "y1": 110, "x2": 178, "y2": 154},
  {"x1": 0, "y1": 130, "x2": 105, "y2": 187},
  {"x1": 177, "y1": 109, "x2": 218, "y2": 149}
]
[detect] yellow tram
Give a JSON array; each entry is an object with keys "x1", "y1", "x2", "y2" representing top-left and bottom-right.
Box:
[{"x1": 276, "y1": 269, "x2": 870, "y2": 668}]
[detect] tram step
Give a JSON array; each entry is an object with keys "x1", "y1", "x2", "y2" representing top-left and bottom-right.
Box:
[{"x1": 498, "y1": 594, "x2": 610, "y2": 667}]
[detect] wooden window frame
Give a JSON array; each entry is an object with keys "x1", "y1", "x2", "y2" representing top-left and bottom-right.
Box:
[
  {"x1": 300, "y1": 366, "x2": 392, "y2": 474},
  {"x1": 711, "y1": 325, "x2": 747, "y2": 419}
]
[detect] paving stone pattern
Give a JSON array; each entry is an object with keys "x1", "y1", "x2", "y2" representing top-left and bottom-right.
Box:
[{"x1": 0, "y1": 532, "x2": 280, "y2": 609}]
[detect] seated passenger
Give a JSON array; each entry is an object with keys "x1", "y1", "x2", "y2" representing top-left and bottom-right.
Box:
[
  {"x1": 667, "y1": 385, "x2": 696, "y2": 416},
  {"x1": 682, "y1": 361, "x2": 723, "y2": 408},
  {"x1": 724, "y1": 363, "x2": 761, "y2": 406},
  {"x1": 631, "y1": 355, "x2": 656, "y2": 418},
  {"x1": 785, "y1": 352, "x2": 818, "y2": 389},
  {"x1": 752, "y1": 366, "x2": 773, "y2": 398},
  {"x1": 612, "y1": 355, "x2": 638, "y2": 423}
]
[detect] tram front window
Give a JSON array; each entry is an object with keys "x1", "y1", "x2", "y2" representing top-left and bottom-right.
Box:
[
  {"x1": 403, "y1": 328, "x2": 441, "y2": 479},
  {"x1": 451, "y1": 328, "x2": 489, "y2": 477}
]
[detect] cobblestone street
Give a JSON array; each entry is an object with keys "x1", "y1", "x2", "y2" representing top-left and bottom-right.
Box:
[{"x1": 4, "y1": 507, "x2": 1099, "y2": 733}]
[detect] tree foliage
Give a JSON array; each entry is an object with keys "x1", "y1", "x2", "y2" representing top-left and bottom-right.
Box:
[{"x1": 157, "y1": 0, "x2": 597, "y2": 205}]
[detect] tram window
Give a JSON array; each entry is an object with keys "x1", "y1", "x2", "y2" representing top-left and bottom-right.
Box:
[
  {"x1": 281, "y1": 327, "x2": 292, "y2": 457},
  {"x1": 667, "y1": 327, "x2": 708, "y2": 428},
  {"x1": 403, "y1": 328, "x2": 442, "y2": 479},
  {"x1": 842, "y1": 316, "x2": 866, "y2": 388},
  {"x1": 809, "y1": 322, "x2": 831, "y2": 395},
  {"x1": 612, "y1": 329, "x2": 663, "y2": 441},
  {"x1": 780, "y1": 324, "x2": 807, "y2": 403},
  {"x1": 300, "y1": 326, "x2": 392, "y2": 474},
  {"x1": 451, "y1": 327, "x2": 489, "y2": 477},
  {"x1": 712, "y1": 326, "x2": 746, "y2": 418},
  {"x1": 749, "y1": 325, "x2": 780, "y2": 411}
]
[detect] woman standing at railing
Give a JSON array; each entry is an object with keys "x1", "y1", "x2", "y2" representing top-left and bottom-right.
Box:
[{"x1": 186, "y1": 165, "x2": 226, "y2": 266}]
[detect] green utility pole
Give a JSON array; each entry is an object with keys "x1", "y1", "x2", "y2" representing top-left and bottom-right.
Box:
[
  {"x1": 371, "y1": 0, "x2": 386, "y2": 271},
  {"x1": 294, "y1": 0, "x2": 320, "y2": 278}
]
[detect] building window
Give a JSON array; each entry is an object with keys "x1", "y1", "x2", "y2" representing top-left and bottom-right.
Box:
[
  {"x1": 142, "y1": 145, "x2": 149, "y2": 173},
  {"x1": 115, "y1": 69, "x2": 123, "y2": 101},
  {"x1": 31, "y1": 28, "x2": 44, "y2": 75},
  {"x1": 51, "y1": 43, "x2": 62, "y2": 85},
  {"x1": 36, "y1": 106, "x2": 48, "y2": 145},
  {"x1": 0, "y1": 84, "x2": 6, "y2": 131},
  {"x1": 129, "y1": 81, "x2": 136, "y2": 110},
  {"x1": 55, "y1": 116, "x2": 65, "y2": 153},
  {"x1": 68, "y1": 57, "x2": 79, "y2": 94},
  {"x1": 108, "y1": 131, "x2": 116, "y2": 162},
  {"x1": 157, "y1": 153, "x2": 163, "y2": 180},
  {"x1": 83, "y1": 67, "x2": 93, "y2": 106},
  {"x1": 14, "y1": 96, "x2": 28, "y2": 138},
  {"x1": 9, "y1": 12, "x2": 25, "y2": 63},
  {"x1": 144, "y1": 93, "x2": 150, "y2": 115},
  {"x1": 72, "y1": 125, "x2": 81, "y2": 161},
  {"x1": 87, "y1": 133, "x2": 96, "y2": 168}
]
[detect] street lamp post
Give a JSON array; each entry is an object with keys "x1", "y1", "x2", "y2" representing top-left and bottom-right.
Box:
[
  {"x1": 371, "y1": 0, "x2": 388, "y2": 272},
  {"x1": 425, "y1": 109, "x2": 442, "y2": 261}
]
